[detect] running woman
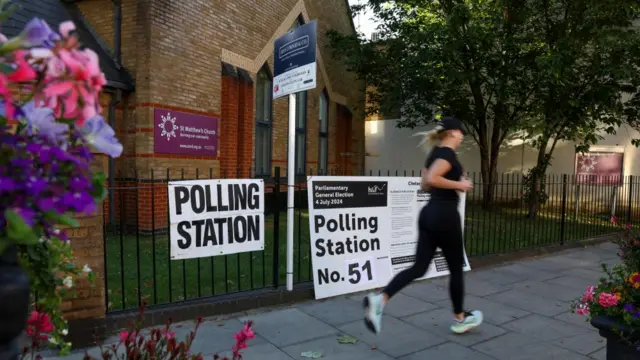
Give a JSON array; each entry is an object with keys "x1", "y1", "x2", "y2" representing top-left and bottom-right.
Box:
[{"x1": 363, "y1": 116, "x2": 482, "y2": 335}]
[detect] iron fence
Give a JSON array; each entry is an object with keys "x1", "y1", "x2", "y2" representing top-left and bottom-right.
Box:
[{"x1": 103, "y1": 168, "x2": 633, "y2": 312}]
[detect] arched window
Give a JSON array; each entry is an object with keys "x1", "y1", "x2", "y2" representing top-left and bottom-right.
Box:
[
  {"x1": 255, "y1": 64, "x2": 272, "y2": 176},
  {"x1": 318, "y1": 90, "x2": 329, "y2": 174}
]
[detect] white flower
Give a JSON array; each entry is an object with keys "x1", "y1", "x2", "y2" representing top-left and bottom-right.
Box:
[
  {"x1": 49, "y1": 337, "x2": 57, "y2": 345},
  {"x1": 61, "y1": 329, "x2": 68, "y2": 336},
  {"x1": 63, "y1": 276, "x2": 73, "y2": 288},
  {"x1": 82, "y1": 265, "x2": 92, "y2": 273},
  {"x1": 38, "y1": 237, "x2": 47, "y2": 243}
]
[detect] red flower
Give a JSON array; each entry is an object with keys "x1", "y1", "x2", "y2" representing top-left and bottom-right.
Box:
[
  {"x1": 7, "y1": 50, "x2": 37, "y2": 82},
  {"x1": 26, "y1": 311, "x2": 54, "y2": 335},
  {"x1": 611, "y1": 216, "x2": 619, "y2": 224}
]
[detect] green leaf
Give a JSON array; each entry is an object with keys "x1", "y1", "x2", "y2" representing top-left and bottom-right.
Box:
[
  {"x1": 301, "y1": 351, "x2": 323, "y2": 358},
  {"x1": 336, "y1": 335, "x2": 358, "y2": 344},
  {"x1": 26, "y1": 245, "x2": 41, "y2": 261},
  {"x1": 56, "y1": 214, "x2": 79, "y2": 228},
  {"x1": 91, "y1": 172, "x2": 108, "y2": 201},
  {"x1": 0, "y1": 62, "x2": 13, "y2": 75},
  {"x1": 44, "y1": 211, "x2": 79, "y2": 228},
  {"x1": 4, "y1": 209, "x2": 38, "y2": 244}
]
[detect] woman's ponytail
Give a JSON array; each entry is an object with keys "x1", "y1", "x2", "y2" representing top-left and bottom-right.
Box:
[{"x1": 413, "y1": 125, "x2": 444, "y2": 151}]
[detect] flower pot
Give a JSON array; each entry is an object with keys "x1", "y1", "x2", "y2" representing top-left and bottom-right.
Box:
[
  {"x1": 591, "y1": 315, "x2": 640, "y2": 360},
  {"x1": 0, "y1": 244, "x2": 30, "y2": 360}
]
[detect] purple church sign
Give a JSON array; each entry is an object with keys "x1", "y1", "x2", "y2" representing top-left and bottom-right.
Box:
[{"x1": 154, "y1": 109, "x2": 219, "y2": 156}]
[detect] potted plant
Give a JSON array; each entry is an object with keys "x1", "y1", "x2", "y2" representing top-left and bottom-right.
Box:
[
  {"x1": 0, "y1": 13, "x2": 123, "y2": 358},
  {"x1": 571, "y1": 217, "x2": 640, "y2": 360}
]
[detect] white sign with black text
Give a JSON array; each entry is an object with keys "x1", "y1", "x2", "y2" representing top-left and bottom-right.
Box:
[
  {"x1": 307, "y1": 176, "x2": 471, "y2": 299},
  {"x1": 168, "y1": 179, "x2": 265, "y2": 260}
]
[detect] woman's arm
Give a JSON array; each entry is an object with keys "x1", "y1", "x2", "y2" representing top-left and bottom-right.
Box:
[{"x1": 422, "y1": 159, "x2": 467, "y2": 191}]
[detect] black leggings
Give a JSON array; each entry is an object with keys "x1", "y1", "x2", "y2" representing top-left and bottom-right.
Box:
[{"x1": 383, "y1": 202, "x2": 465, "y2": 314}]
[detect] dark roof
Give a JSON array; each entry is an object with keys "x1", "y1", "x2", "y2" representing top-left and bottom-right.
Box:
[{"x1": 1, "y1": 0, "x2": 134, "y2": 91}]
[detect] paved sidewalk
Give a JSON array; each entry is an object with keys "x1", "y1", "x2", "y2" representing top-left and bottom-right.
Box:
[{"x1": 48, "y1": 242, "x2": 619, "y2": 360}]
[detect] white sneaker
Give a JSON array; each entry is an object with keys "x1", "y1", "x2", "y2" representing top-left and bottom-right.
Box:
[
  {"x1": 363, "y1": 293, "x2": 384, "y2": 334},
  {"x1": 450, "y1": 310, "x2": 483, "y2": 334}
]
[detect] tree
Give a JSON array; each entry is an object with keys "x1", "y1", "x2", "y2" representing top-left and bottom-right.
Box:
[
  {"x1": 328, "y1": 0, "x2": 543, "y2": 207},
  {"x1": 522, "y1": 0, "x2": 640, "y2": 218}
]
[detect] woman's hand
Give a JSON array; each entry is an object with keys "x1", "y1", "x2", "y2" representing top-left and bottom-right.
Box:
[{"x1": 458, "y1": 177, "x2": 473, "y2": 192}]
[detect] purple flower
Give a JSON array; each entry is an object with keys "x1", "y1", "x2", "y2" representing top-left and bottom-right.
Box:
[
  {"x1": 0, "y1": 177, "x2": 17, "y2": 193},
  {"x1": 60, "y1": 192, "x2": 95, "y2": 214},
  {"x1": 80, "y1": 115, "x2": 122, "y2": 158},
  {"x1": 20, "y1": 101, "x2": 69, "y2": 144},
  {"x1": 25, "y1": 176, "x2": 47, "y2": 195},
  {"x1": 36, "y1": 197, "x2": 55, "y2": 212},
  {"x1": 624, "y1": 304, "x2": 635, "y2": 313},
  {"x1": 19, "y1": 18, "x2": 59, "y2": 48}
]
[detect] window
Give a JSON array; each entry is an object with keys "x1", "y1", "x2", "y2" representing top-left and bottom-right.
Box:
[
  {"x1": 319, "y1": 91, "x2": 329, "y2": 174},
  {"x1": 255, "y1": 65, "x2": 272, "y2": 176}
]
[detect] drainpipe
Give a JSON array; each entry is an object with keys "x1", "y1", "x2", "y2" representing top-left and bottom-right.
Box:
[{"x1": 108, "y1": 0, "x2": 122, "y2": 225}]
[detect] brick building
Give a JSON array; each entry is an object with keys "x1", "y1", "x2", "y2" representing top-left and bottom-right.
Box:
[{"x1": 14, "y1": 0, "x2": 366, "y2": 231}]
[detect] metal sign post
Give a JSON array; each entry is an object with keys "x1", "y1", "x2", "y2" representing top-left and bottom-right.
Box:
[{"x1": 273, "y1": 20, "x2": 318, "y2": 291}]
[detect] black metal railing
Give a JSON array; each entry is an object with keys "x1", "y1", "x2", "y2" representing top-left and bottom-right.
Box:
[{"x1": 102, "y1": 169, "x2": 632, "y2": 312}]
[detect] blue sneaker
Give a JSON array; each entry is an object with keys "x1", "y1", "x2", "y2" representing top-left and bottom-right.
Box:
[
  {"x1": 450, "y1": 310, "x2": 483, "y2": 334},
  {"x1": 363, "y1": 293, "x2": 384, "y2": 334}
]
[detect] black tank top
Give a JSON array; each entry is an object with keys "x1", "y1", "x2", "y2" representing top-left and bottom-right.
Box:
[{"x1": 424, "y1": 146, "x2": 463, "y2": 203}]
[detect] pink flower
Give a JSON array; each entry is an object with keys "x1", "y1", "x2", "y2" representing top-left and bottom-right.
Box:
[
  {"x1": 161, "y1": 328, "x2": 175, "y2": 340},
  {"x1": 7, "y1": 50, "x2": 37, "y2": 82},
  {"x1": 576, "y1": 304, "x2": 590, "y2": 316},
  {"x1": 584, "y1": 285, "x2": 595, "y2": 302},
  {"x1": 611, "y1": 216, "x2": 618, "y2": 224},
  {"x1": 119, "y1": 331, "x2": 136, "y2": 343},
  {"x1": 598, "y1": 292, "x2": 619, "y2": 307},
  {"x1": 626, "y1": 223, "x2": 632, "y2": 231},
  {"x1": 36, "y1": 36, "x2": 106, "y2": 127}
]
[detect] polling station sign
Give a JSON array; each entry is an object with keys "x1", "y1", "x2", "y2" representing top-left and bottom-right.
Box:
[
  {"x1": 168, "y1": 179, "x2": 265, "y2": 260},
  {"x1": 272, "y1": 20, "x2": 317, "y2": 99},
  {"x1": 307, "y1": 176, "x2": 470, "y2": 299}
]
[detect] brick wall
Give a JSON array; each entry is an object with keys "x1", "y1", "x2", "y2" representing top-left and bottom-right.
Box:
[{"x1": 77, "y1": 0, "x2": 365, "y2": 232}]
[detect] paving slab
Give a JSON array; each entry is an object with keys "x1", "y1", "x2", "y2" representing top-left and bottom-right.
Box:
[
  {"x1": 338, "y1": 316, "x2": 447, "y2": 358},
  {"x1": 552, "y1": 331, "x2": 606, "y2": 355},
  {"x1": 485, "y1": 288, "x2": 567, "y2": 317},
  {"x1": 589, "y1": 347, "x2": 607, "y2": 360},
  {"x1": 546, "y1": 274, "x2": 597, "y2": 291},
  {"x1": 298, "y1": 297, "x2": 366, "y2": 326},
  {"x1": 398, "y1": 341, "x2": 498, "y2": 360},
  {"x1": 510, "y1": 279, "x2": 582, "y2": 302},
  {"x1": 472, "y1": 332, "x2": 591, "y2": 360},
  {"x1": 238, "y1": 308, "x2": 338, "y2": 347},
  {"x1": 281, "y1": 335, "x2": 394, "y2": 360},
  {"x1": 500, "y1": 314, "x2": 591, "y2": 342},
  {"x1": 402, "y1": 307, "x2": 507, "y2": 346},
  {"x1": 553, "y1": 311, "x2": 595, "y2": 330}
]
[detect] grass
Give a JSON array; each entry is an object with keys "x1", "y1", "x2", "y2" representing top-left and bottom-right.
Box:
[{"x1": 105, "y1": 204, "x2": 617, "y2": 311}]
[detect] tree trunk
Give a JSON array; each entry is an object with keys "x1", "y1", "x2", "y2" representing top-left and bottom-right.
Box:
[
  {"x1": 479, "y1": 144, "x2": 500, "y2": 209},
  {"x1": 527, "y1": 142, "x2": 548, "y2": 219}
]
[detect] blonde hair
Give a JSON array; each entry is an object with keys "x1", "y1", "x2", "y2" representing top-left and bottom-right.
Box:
[{"x1": 413, "y1": 124, "x2": 445, "y2": 150}]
